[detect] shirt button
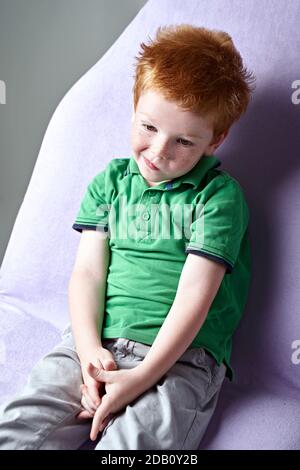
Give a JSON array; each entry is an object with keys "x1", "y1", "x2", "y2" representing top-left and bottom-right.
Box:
[{"x1": 142, "y1": 212, "x2": 150, "y2": 220}]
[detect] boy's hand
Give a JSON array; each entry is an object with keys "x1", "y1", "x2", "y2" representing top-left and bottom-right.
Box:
[
  {"x1": 87, "y1": 364, "x2": 149, "y2": 441},
  {"x1": 76, "y1": 346, "x2": 118, "y2": 420}
]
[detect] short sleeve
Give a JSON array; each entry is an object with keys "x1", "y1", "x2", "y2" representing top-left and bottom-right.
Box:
[
  {"x1": 72, "y1": 170, "x2": 110, "y2": 233},
  {"x1": 185, "y1": 177, "x2": 249, "y2": 274}
]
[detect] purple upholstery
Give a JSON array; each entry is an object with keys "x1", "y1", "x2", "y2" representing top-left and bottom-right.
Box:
[{"x1": 1, "y1": 0, "x2": 300, "y2": 449}]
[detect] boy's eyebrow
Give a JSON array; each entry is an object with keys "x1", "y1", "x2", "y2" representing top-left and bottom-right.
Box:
[{"x1": 138, "y1": 113, "x2": 202, "y2": 140}]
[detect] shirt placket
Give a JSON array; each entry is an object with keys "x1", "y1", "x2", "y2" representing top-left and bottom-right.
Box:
[{"x1": 137, "y1": 190, "x2": 161, "y2": 242}]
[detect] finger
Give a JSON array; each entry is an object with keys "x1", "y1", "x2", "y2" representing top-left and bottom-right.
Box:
[
  {"x1": 90, "y1": 397, "x2": 111, "y2": 441},
  {"x1": 81, "y1": 385, "x2": 99, "y2": 411},
  {"x1": 87, "y1": 362, "x2": 102, "y2": 381},
  {"x1": 87, "y1": 364, "x2": 113, "y2": 384},
  {"x1": 102, "y1": 360, "x2": 117, "y2": 371},
  {"x1": 81, "y1": 393, "x2": 96, "y2": 416},
  {"x1": 76, "y1": 410, "x2": 94, "y2": 420},
  {"x1": 82, "y1": 383, "x2": 101, "y2": 408},
  {"x1": 101, "y1": 412, "x2": 114, "y2": 428},
  {"x1": 100, "y1": 350, "x2": 118, "y2": 371}
]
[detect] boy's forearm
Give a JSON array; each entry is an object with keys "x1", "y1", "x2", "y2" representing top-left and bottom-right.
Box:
[
  {"x1": 68, "y1": 271, "x2": 107, "y2": 362},
  {"x1": 135, "y1": 287, "x2": 208, "y2": 388}
]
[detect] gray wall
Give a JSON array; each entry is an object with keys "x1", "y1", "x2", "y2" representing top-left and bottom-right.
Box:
[{"x1": 0, "y1": 0, "x2": 147, "y2": 265}]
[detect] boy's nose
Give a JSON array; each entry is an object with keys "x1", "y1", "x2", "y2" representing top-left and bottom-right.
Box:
[{"x1": 150, "y1": 140, "x2": 170, "y2": 161}]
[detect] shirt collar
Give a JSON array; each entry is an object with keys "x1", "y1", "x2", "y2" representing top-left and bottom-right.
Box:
[{"x1": 128, "y1": 154, "x2": 221, "y2": 189}]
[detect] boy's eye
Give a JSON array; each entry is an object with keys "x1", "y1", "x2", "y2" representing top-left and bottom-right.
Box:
[
  {"x1": 177, "y1": 138, "x2": 193, "y2": 147},
  {"x1": 142, "y1": 124, "x2": 193, "y2": 147},
  {"x1": 142, "y1": 124, "x2": 156, "y2": 132}
]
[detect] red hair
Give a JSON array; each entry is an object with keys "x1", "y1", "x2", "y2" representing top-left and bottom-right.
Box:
[{"x1": 132, "y1": 24, "x2": 256, "y2": 137}]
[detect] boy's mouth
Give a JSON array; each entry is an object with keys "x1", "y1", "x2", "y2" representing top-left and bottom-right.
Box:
[{"x1": 143, "y1": 156, "x2": 159, "y2": 171}]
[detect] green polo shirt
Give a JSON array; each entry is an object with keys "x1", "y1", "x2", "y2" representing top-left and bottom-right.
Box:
[{"x1": 72, "y1": 155, "x2": 251, "y2": 380}]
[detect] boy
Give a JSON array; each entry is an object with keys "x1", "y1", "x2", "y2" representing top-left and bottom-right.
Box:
[{"x1": 0, "y1": 24, "x2": 255, "y2": 450}]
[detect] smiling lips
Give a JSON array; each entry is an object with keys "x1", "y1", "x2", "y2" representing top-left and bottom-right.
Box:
[{"x1": 143, "y1": 156, "x2": 159, "y2": 170}]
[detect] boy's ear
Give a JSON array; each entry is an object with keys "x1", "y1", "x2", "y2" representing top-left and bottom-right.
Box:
[{"x1": 206, "y1": 130, "x2": 229, "y2": 154}]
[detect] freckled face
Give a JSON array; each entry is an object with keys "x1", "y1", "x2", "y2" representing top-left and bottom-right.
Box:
[{"x1": 130, "y1": 89, "x2": 221, "y2": 186}]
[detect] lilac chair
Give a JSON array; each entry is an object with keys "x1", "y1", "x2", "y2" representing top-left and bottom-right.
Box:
[{"x1": 1, "y1": 0, "x2": 300, "y2": 450}]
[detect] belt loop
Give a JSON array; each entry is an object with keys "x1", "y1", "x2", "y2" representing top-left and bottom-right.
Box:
[{"x1": 204, "y1": 349, "x2": 217, "y2": 369}]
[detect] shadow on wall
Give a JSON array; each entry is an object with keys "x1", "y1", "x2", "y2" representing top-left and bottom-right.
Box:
[
  {"x1": 228, "y1": 86, "x2": 300, "y2": 385},
  {"x1": 200, "y1": 85, "x2": 300, "y2": 447}
]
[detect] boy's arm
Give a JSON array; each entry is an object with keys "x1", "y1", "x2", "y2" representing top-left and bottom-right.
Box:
[
  {"x1": 135, "y1": 253, "x2": 226, "y2": 387},
  {"x1": 68, "y1": 229, "x2": 110, "y2": 363},
  {"x1": 88, "y1": 253, "x2": 227, "y2": 439}
]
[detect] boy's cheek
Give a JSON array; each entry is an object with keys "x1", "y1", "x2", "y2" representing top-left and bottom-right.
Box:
[{"x1": 130, "y1": 128, "x2": 149, "y2": 150}]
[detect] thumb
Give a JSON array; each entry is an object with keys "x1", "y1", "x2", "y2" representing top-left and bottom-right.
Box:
[
  {"x1": 102, "y1": 358, "x2": 117, "y2": 371},
  {"x1": 100, "y1": 349, "x2": 118, "y2": 371},
  {"x1": 87, "y1": 363, "x2": 113, "y2": 382}
]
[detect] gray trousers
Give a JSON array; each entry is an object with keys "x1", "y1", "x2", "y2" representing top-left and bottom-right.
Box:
[{"x1": 0, "y1": 325, "x2": 226, "y2": 450}]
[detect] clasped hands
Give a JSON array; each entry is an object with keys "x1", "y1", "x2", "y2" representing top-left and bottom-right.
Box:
[{"x1": 77, "y1": 346, "x2": 148, "y2": 441}]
